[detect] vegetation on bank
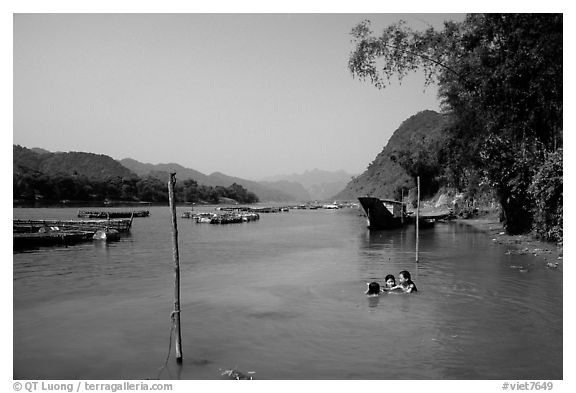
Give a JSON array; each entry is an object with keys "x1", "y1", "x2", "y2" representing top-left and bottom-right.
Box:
[
  {"x1": 348, "y1": 14, "x2": 562, "y2": 241},
  {"x1": 13, "y1": 172, "x2": 259, "y2": 204}
]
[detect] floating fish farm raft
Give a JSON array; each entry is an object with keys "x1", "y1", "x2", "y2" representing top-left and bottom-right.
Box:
[
  {"x1": 77, "y1": 210, "x2": 150, "y2": 218},
  {"x1": 181, "y1": 211, "x2": 260, "y2": 224},
  {"x1": 13, "y1": 218, "x2": 133, "y2": 248}
]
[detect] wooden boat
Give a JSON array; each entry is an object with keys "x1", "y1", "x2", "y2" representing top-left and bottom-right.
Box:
[
  {"x1": 419, "y1": 218, "x2": 436, "y2": 228},
  {"x1": 180, "y1": 212, "x2": 214, "y2": 222},
  {"x1": 251, "y1": 207, "x2": 281, "y2": 213},
  {"x1": 181, "y1": 211, "x2": 195, "y2": 219},
  {"x1": 240, "y1": 212, "x2": 260, "y2": 222},
  {"x1": 92, "y1": 228, "x2": 120, "y2": 241},
  {"x1": 216, "y1": 207, "x2": 252, "y2": 212},
  {"x1": 406, "y1": 210, "x2": 454, "y2": 227},
  {"x1": 357, "y1": 197, "x2": 406, "y2": 230},
  {"x1": 78, "y1": 210, "x2": 150, "y2": 218}
]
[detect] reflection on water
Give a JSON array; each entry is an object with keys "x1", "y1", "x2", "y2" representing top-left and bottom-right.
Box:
[
  {"x1": 13, "y1": 207, "x2": 562, "y2": 380},
  {"x1": 366, "y1": 295, "x2": 380, "y2": 309}
]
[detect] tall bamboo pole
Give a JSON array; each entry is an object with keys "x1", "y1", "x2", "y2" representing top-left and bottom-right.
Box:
[
  {"x1": 168, "y1": 173, "x2": 183, "y2": 363},
  {"x1": 401, "y1": 188, "x2": 404, "y2": 225},
  {"x1": 416, "y1": 176, "x2": 420, "y2": 263}
]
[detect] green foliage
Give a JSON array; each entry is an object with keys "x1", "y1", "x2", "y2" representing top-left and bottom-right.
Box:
[
  {"x1": 135, "y1": 176, "x2": 168, "y2": 202},
  {"x1": 528, "y1": 149, "x2": 563, "y2": 242},
  {"x1": 348, "y1": 14, "x2": 562, "y2": 237},
  {"x1": 391, "y1": 138, "x2": 444, "y2": 197}
]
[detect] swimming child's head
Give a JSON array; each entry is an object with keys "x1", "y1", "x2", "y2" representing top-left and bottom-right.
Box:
[
  {"x1": 399, "y1": 270, "x2": 412, "y2": 283},
  {"x1": 384, "y1": 274, "x2": 396, "y2": 288},
  {"x1": 366, "y1": 281, "x2": 381, "y2": 295}
]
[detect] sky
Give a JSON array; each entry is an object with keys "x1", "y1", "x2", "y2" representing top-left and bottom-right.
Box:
[{"x1": 13, "y1": 13, "x2": 466, "y2": 180}]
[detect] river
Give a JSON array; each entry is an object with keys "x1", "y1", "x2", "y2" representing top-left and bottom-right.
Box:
[{"x1": 13, "y1": 206, "x2": 562, "y2": 380}]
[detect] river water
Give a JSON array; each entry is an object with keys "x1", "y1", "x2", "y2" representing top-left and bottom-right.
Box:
[{"x1": 13, "y1": 206, "x2": 562, "y2": 380}]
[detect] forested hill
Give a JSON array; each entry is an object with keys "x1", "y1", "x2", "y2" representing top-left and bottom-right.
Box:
[
  {"x1": 334, "y1": 110, "x2": 447, "y2": 200},
  {"x1": 13, "y1": 145, "x2": 260, "y2": 204},
  {"x1": 13, "y1": 145, "x2": 137, "y2": 180},
  {"x1": 120, "y1": 158, "x2": 208, "y2": 184},
  {"x1": 119, "y1": 158, "x2": 302, "y2": 202},
  {"x1": 13, "y1": 145, "x2": 298, "y2": 203}
]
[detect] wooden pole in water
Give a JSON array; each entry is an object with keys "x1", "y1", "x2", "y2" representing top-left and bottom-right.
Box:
[
  {"x1": 168, "y1": 173, "x2": 183, "y2": 363},
  {"x1": 416, "y1": 176, "x2": 420, "y2": 263},
  {"x1": 401, "y1": 188, "x2": 404, "y2": 225}
]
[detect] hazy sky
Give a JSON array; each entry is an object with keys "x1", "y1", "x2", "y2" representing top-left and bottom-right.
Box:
[{"x1": 14, "y1": 13, "x2": 465, "y2": 180}]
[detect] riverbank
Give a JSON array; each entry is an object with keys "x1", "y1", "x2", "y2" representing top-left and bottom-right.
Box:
[{"x1": 456, "y1": 215, "x2": 563, "y2": 271}]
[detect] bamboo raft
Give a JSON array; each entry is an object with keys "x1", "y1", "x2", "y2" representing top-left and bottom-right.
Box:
[
  {"x1": 77, "y1": 210, "x2": 150, "y2": 218},
  {"x1": 13, "y1": 218, "x2": 133, "y2": 234}
]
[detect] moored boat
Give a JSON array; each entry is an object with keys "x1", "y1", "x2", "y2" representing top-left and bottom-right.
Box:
[
  {"x1": 357, "y1": 197, "x2": 406, "y2": 230},
  {"x1": 78, "y1": 210, "x2": 149, "y2": 218},
  {"x1": 92, "y1": 228, "x2": 120, "y2": 241},
  {"x1": 181, "y1": 211, "x2": 195, "y2": 219}
]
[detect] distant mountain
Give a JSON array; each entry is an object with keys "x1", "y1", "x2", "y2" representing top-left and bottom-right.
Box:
[
  {"x1": 119, "y1": 159, "x2": 301, "y2": 202},
  {"x1": 13, "y1": 145, "x2": 45, "y2": 174},
  {"x1": 13, "y1": 145, "x2": 138, "y2": 181},
  {"x1": 119, "y1": 158, "x2": 209, "y2": 184},
  {"x1": 259, "y1": 180, "x2": 312, "y2": 201},
  {"x1": 308, "y1": 181, "x2": 351, "y2": 202},
  {"x1": 30, "y1": 147, "x2": 51, "y2": 155},
  {"x1": 334, "y1": 110, "x2": 448, "y2": 200},
  {"x1": 262, "y1": 169, "x2": 355, "y2": 201},
  {"x1": 207, "y1": 172, "x2": 298, "y2": 202}
]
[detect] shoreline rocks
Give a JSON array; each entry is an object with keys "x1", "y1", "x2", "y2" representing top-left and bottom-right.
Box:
[{"x1": 455, "y1": 216, "x2": 563, "y2": 271}]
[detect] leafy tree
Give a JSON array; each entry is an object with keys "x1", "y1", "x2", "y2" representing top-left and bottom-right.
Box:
[
  {"x1": 349, "y1": 14, "x2": 562, "y2": 234},
  {"x1": 136, "y1": 176, "x2": 168, "y2": 202},
  {"x1": 529, "y1": 149, "x2": 563, "y2": 241},
  {"x1": 391, "y1": 138, "x2": 444, "y2": 197},
  {"x1": 182, "y1": 179, "x2": 200, "y2": 203}
]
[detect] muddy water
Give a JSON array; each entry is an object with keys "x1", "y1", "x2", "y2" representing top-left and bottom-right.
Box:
[{"x1": 13, "y1": 206, "x2": 562, "y2": 379}]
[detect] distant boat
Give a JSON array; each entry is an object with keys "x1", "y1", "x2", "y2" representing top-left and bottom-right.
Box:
[
  {"x1": 78, "y1": 210, "x2": 150, "y2": 218},
  {"x1": 181, "y1": 211, "x2": 195, "y2": 219},
  {"x1": 181, "y1": 212, "x2": 214, "y2": 223},
  {"x1": 357, "y1": 197, "x2": 406, "y2": 230},
  {"x1": 197, "y1": 214, "x2": 214, "y2": 223}
]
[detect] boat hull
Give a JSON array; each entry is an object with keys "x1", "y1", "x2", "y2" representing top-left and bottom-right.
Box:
[
  {"x1": 92, "y1": 228, "x2": 120, "y2": 241},
  {"x1": 357, "y1": 197, "x2": 404, "y2": 230}
]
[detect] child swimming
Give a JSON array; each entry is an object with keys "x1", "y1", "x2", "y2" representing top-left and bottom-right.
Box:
[
  {"x1": 383, "y1": 274, "x2": 396, "y2": 291},
  {"x1": 365, "y1": 281, "x2": 382, "y2": 296},
  {"x1": 397, "y1": 270, "x2": 417, "y2": 293}
]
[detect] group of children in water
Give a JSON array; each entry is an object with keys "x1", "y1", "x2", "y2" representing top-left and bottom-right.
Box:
[{"x1": 365, "y1": 270, "x2": 417, "y2": 295}]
